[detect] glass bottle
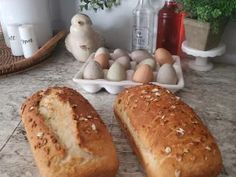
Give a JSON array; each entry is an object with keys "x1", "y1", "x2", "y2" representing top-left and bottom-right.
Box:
[
  {"x1": 156, "y1": 0, "x2": 181, "y2": 55},
  {"x1": 132, "y1": 0, "x2": 155, "y2": 53}
]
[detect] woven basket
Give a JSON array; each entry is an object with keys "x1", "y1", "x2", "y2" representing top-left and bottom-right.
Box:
[{"x1": 0, "y1": 31, "x2": 66, "y2": 75}]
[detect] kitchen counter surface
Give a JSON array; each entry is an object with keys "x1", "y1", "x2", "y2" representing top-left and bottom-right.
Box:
[{"x1": 0, "y1": 45, "x2": 235, "y2": 177}]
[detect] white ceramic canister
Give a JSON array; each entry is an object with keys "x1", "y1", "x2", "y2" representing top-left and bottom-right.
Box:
[
  {"x1": 0, "y1": 0, "x2": 52, "y2": 47},
  {"x1": 19, "y1": 25, "x2": 39, "y2": 58},
  {"x1": 7, "y1": 24, "x2": 23, "y2": 56}
]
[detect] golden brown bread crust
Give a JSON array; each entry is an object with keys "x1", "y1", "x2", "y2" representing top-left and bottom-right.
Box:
[
  {"x1": 20, "y1": 87, "x2": 119, "y2": 177},
  {"x1": 114, "y1": 84, "x2": 222, "y2": 177}
]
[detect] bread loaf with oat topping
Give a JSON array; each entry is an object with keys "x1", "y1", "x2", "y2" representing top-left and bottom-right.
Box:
[
  {"x1": 20, "y1": 87, "x2": 119, "y2": 177},
  {"x1": 114, "y1": 84, "x2": 222, "y2": 177}
]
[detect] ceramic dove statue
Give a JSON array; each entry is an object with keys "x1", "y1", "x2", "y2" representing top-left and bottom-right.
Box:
[{"x1": 65, "y1": 13, "x2": 104, "y2": 62}]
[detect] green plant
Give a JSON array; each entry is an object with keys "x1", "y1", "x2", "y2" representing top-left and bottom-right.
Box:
[
  {"x1": 176, "y1": 0, "x2": 236, "y2": 34},
  {"x1": 80, "y1": 0, "x2": 120, "y2": 12}
]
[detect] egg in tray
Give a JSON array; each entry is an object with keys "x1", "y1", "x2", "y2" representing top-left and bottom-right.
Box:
[{"x1": 73, "y1": 47, "x2": 184, "y2": 94}]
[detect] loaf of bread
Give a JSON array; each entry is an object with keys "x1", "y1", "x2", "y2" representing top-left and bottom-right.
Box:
[
  {"x1": 114, "y1": 84, "x2": 222, "y2": 177},
  {"x1": 20, "y1": 87, "x2": 119, "y2": 177}
]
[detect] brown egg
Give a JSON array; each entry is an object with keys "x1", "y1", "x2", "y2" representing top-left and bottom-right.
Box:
[
  {"x1": 133, "y1": 64, "x2": 154, "y2": 83},
  {"x1": 95, "y1": 47, "x2": 109, "y2": 57},
  {"x1": 154, "y1": 48, "x2": 174, "y2": 65},
  {"x1": 94, "y1": 53, "x2": 110, "y2": 69}
]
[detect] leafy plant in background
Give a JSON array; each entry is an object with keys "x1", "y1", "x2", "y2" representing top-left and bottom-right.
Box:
[
  {"x1": 80, "y1": 0, "x2": 120, "y2": 12},
  {"x1": 176, "y1": 0, "x2": 236, "y2": 34}
]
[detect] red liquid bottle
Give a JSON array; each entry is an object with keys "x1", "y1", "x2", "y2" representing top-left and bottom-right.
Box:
[{"x1": 156, "y1": 0, "x2": 184, "y2": 55}]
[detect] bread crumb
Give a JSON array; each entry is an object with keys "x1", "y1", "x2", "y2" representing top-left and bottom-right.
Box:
[
  {"x1": 72, "y1": 104, "x2": 78, "y2": 108},
  {"x1": 153, "y1": 98, "x2": 159, "y2": 102},
  {"x1": 183, "y1": 148, "x2": 189, "y2": 153},
  {"x1": 87, "y1": 115, "x2": 92, "y2": 119},
  {"x1": 149, "y1": 97, "x2": 154, "y2": 101},
  {"x1": 151, "y1": 88, "x2": 159, "y2": 93},
  {"x1": 171, "y1": 105, "x2": 176, "y2": 109},
  {"x1": 205, "y1": 146, "x2": 211, "y2": 151},
  {"x1": 141, "y1": 90, "x2": 148, "y2": 94},
  {"x1": 91, "y1": 124, "x2": 97, "y2": 131},
  {"x1": 176, "y1": 128, "x2": 185, "y2": 136},
  {"x1": 42, "y1": 139, "x2": 47, "y2": 146},
  {"x1": 37, "y1": 132, "x2": 44, "y2": 139},
  {"x1": 165, "y1": 146, "x2": 172, "y2": 154},
  {"x1": 80, "y1": 117, "x2": 88, "y2": 121},
  {"x1": 145, "y1": 95, "x2": 151, "y2": 99},
  {"x1": 170, "y1": 113, "x2": 175, "y2": 116},
  {"x1": 161, "y1": 115, "x2": 165, "y2": 119},
  {"x1": 176, "y1": 154, "x2": 183, "y2": 162},
  {"x1": 175, "y1": 169, "x2": 181, "y2": 177},
  {"x1": 192, "y1": 121, "x2": 198, "y2": 125},
  {"x1": 29, "y1": 106, "x2": 34, "y2": 111},
  {"x1": 176, "y1": 96, "x2": 180, "y2": 100}
]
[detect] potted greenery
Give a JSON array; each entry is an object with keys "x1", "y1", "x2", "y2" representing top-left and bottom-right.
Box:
[
  {"x1": 80, "y1": 0, "x2": 120, "y2": 11},
  {"x1": 176, "y1": 0, "x2": 236, "y2": 50}
]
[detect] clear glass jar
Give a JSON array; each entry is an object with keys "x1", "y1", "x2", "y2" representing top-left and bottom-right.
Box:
[{"x1": 132, "y1": 0, "x2": 155, "y2": 53}]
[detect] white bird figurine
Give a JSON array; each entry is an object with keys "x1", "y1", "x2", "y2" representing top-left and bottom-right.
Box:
[{"x1": 65, "y1": 13, "x2": 104, "y2": 62}]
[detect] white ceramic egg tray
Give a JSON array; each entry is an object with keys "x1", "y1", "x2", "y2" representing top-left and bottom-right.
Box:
[{"x1": 73, "y1": 56, "x2": 184, "y2": 94}]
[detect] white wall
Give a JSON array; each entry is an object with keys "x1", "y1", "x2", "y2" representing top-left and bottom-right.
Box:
[
  {"x1": 49, "y1": 0, "x2": 62, "y2": 30},
  {"x1": 59, "y1": 0, "x2": 78, "y2": 28},
  {"x1": 50, "y1": 0, "x2": 236, "y2": 64},
  {"x1": 49, "y1": 0, "x2": 78, "y2": 30},
  {"x1": 83, "y1": 0, "x2": 163, "y2": 50}
]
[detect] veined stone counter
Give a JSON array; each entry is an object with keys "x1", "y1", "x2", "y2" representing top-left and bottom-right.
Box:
[{"x1": 0, "y1": 45, "x2": 235, "y2": 177}]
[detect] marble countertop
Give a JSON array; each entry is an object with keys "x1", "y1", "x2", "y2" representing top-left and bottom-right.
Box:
[{"x1": 0, "y1": 45, "x2": 235, "y2": 177}]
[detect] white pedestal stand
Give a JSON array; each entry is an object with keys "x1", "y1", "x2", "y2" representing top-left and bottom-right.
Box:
[{"x1": 182, "y1": 41, "x2": 226, "y2": 71}]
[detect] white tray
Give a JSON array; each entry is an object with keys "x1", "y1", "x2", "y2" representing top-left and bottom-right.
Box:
[{"x1": 73, "y1": 55, "x2": 184, "y2": 94}]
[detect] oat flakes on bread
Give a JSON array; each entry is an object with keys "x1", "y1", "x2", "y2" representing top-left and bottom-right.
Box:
[
  {"x1": 114, "y1": 84, "x2": 222, "y2": 177},
  {"x1": 20, "y1": 87, "x2": 119, "y2": 177}
]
